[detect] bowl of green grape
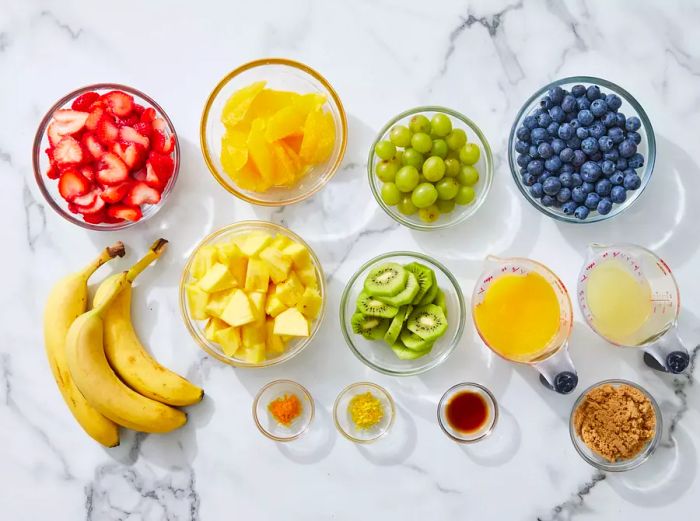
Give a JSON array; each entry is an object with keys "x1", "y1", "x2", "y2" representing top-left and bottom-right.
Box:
[{"x1": 368, "y1": 106, "x2": 494, "y2": 231}]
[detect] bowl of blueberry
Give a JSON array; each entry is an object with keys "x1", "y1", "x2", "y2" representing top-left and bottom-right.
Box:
[{"x1": 508, "y1": 76, "x2": 655, "y2": 222}]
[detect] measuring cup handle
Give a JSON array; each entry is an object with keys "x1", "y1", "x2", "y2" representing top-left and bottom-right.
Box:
[
  {"x1": 643, "y1": 327, "x2": 689, "y2": 374},
  {"x1": 534, "y1": 343, "x2": 579, "y2": 394}
]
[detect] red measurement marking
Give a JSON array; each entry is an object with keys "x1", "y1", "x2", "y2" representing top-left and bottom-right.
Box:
[
  {"x1": 586, "y1": 262, "x2": 595, "y2": 270},
  {"x1": 500, "y1": 266, "x2": 507, "y2": 272},
  {"x1": 657, "y1": 259, "x2": 672, "y2": 276},
  {"x1": 580, "y1": 274, "x2": 588, "y2": 282},
  {"x1": 613, "y1": 251, "x2": 620, "y2": 257},
  {"x1": 478, "y1": 287, "x2": 485, "y2": 295},
  {"x1": 484, "y1": 276, "x2": 493, "y2": 283},
  {"x1": 602, "y1": 251, "x2": 609, "y2": 258}
]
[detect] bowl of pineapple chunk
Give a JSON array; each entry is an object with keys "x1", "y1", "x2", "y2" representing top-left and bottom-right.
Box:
[{"x1": 180, "y1": 221, "x2": 326, "y2": 367}]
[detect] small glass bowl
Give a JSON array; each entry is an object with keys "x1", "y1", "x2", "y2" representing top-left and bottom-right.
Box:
[
  {"x1": 253, "y1": 380, "x2": 314, "y2": 442},
  {"x1": 508, "y1": 76, "x2": 656, "y2": 223},
  {"x1": 368, "y1": 106, "x2": 493, "y2": 231},
  {"x1": 333, "y1": 382, "x2": 395, "y2": 443},
  {"x1": 200, "y1": 58, "x2": 348, "y2": 206},
  {"x1": 339, "y1": 252, "x2": 466, "y2": 376},
  {"x1": 179, "y1": 221, "x2": 326, "y2": 368},
  {"x1": 32, "y1": 83, "x2": 179, "y2": 231},
  {"x1": 569, "y1": 379, "x2": 662, "y2": 471},
  {"x1": 437, "y1": 382, "x2": 498, "y2": 443}
]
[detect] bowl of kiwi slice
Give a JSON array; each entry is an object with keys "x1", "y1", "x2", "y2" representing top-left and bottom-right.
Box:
[{"x1": 339, "y1": 252, "x2": 466, "y2": 376}]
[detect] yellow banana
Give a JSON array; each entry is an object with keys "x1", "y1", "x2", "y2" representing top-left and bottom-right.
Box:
[
  {"x1": 65, "y1": 272, "x2": 187, "y2": 434},
  {"x1": 43, "y1": 242, "x2": 125, "y2": 447},
  {"x1": 94, "y1": 239, "x2": 204, "y2": 407}
]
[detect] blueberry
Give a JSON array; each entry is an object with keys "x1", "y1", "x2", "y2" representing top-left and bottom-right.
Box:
[
  {"x1": 548, "y1": 86, "x2": 565, "y2": 104},
  {"x1": 586, "y1": 85, "x2": 601, "y2": 101},
  {"x1": 608, "y1": 127, "x2": 625, "y2": 144},
  {"x1": 538, "y1": 112, "x2": 552, "y2": 128},
  {"x1": 598, "y1": 136, "x2": 614, "y2": 152},
  {"x1": 602, "y1": 112, "x2": 618, "y2": 127},
  {"x1": 549, "y1": 106, "x2": 565, "y2": 123},
  {"x1": 515, "y1": 140, "x2": 529, "y2": 154},
  {"x1": 595, "y1": 178, "x2": 612, "y2": 196},
  {"x1": 572, "y1": 150, "x2": 587, "y2": 167},
  {"x1": 561, "y1": 95, "x2": 577, "y2": 113},
  {"x1": 551, "y1": 138, "x2": 566, "y2": 154},
  {"x1": 534, "y1": 108, "x2": 546, "y2": 118},
  {"x1": 577, "y1": 109, "x2": 594, "y2": 126},
  {"x1": 522, "y1": 172, "x2": 537, "y2": 186},
  {"x1": 628, "y1": 153, "x2": 644, "y2": 169},
  {"x1": 590, "y1": 99, "x2": 608, "y2": 117},
  {"x1": 537, "y1": 173, "x2": 550, "y2": 184},
  {"x1": 581, "y1": 137, "x2": 599, "y2": 155},
  {"x1": 576, "y1": 126, "x2": 589, "y2": 140},
  {"x1": 610, "y1": 185, "x2": 627, "y2": 203},
  {"x1": 565, "y1": 111, "x2": 577, "y2": 123},
  {"x1": 597, "y1": 197, "x2": 613, "y2": 215},
  {"x1": 623, "y1": 172, "x2": 642, "y2": 190},
  {"x1": 546, "y1": 122, "x2": 560, "y2": 137},
  {"x1": 588, "y1": 121, "x2": 607, "y2": 139},
  {"x1": 545, "y1": 156, "x2": 563, "y2": 172},
  {"x1": 615, "y1": 158, "x2": 628, "y2": 171},
  {"x1": 523, "y1": 115, "x2": 538, "y2": 129},
  {"x1": 582, "y1": 181, "x2": 595, "y2": 194},
  {"x1": 531, "y1": 127, "x2": 548, "y2": 144},
  {"x1": 557, "y1": 187, "x2": 572, "y2": 203},
  {"x1": 601, "y1": 160, "x2": 615, "y2": 175},
  {"x1": 571, "y1": 84, "x2": 586, "y2": 98},
  {"x1": 589, "y1": 151, "x2": 603, "y2": 162},
  {"x1": 559, "y1": 171, "x2": 573, "y2": 187},
  {"x1": 569, "y1": 119, "x2": 580, "y2": 129},
  {"x1": 537, "y1": 142, "x2": 553, "y2": 159},
  {"x1": 626, "y1": 131, "x2": 641, "y2": 145},
  {"x1": 625, "y1": 116, "x2": 641, "y2": 132},
  {"x1": 560, "y1": 148, "x2": 574, "y2": 163},
  {"x1": 571, "y1": 186, "x2": 587, "y2": 203},
  {"x1": 571, "y1": 173, "x2": 583, "y2": 187},
  {"x1": 516, "y1": 126, "x2": 531, "y2": 142},
  {"x1": 516, "y1": 154, "x2": 531, "y2": 168},
  {"x1": 619, "y1": 140, "x2": 637, "y2": 158},
  {"x1": 615, "y1": 112, "x2": 626, "y2": 127},
  {"x1": 610, "y1": 171, "x2": 624, "y2": 185},
  {"x1": 529, "y1": 182, "x2": 544, "y2": 198},
  {"x1": 577, "y1": 97, "x2": 591, "y2": 111},
  {"x1": 566, "y1": 137, "x2": 582, "y2": 149},
  {"x1": 574, "y1": 205, "x2": 590, "y2": 220},
  {"x1": 557, "y1": 123, "x2": 573, "y2": 141},
  {"x1": 541, "y1": 195, "x2": 556, "y2": 207},
  {"x1": 539, "y1": 96, "x2": 552, "y2": 110},
  {"x1": 543, "y1": 176, "x2": 562, "y2": 195},
  {"x1": 605, "y1": 94, "x2": 622, "y2": 111},
  {"x1": 604, "y1": 150, "x2": 620, "y2": 161},
  {"x1": 560, "y1": 163, "x2": 574, "y2": 174},
  {"x1": 562, "y1": 201, "x2": 578, "y2": 215},
  {"x1": 529, "y1": 145, "x2": 539, "y2": 158},
  {"x1": 585, "y1": 192, "x2": 601, "y2": 209},
  {"x1": 527, "y1": 159, "x2": 544, "y2": 175}
]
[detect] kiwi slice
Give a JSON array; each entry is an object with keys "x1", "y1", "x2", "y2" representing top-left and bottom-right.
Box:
[
  {"x1": 384, "y1": 306, "x2": 409, "y2": 345},
  {"x1": 391, "y1": 342, "x2": 432, "y2": 360},
  {"x1": 404, "y1": 262, "x2": 433, "y2": 304},
  {"x1": 406, "y1": 304, "x2": 448, "y2": 341},
  {"x1": 400, "y1": 329, "x2": 434, "y2": 351},
  {"x1": 434, "y1": 289, "x2": 447, "y2": 317},
  {"x1": 418, "y1": 271, "x2": 439, "y2": 305},
  {"x1": 356, "y1": 292, "x2": 398, "y2": 318},
  {"x1": 351, "y1": 313, "x2": 389, "y2": 340},
  {"x1": 364, "y1": 262, "x2": 408, "y2": 297},
  {"x1": 403, "y1": 305, "x2": 413, "y2": 322},
  {"x1": 376, "y1": 272, "x2": 419, "y2": 307}
]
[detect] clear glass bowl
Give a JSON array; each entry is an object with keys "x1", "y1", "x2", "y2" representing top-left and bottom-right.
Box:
[
  {"x1": 508, "y1": 76, "x2": 655, "y2": 223},
  {"x1": 437, "y1": 382, "x2": 498, "y2": 443},
  {"x1": 32, "y1": 83, "x2": 179, "y2": 231},
  {"x1": 368, "y1": 106, "x2": 493, "y2": 231},
  {"x1": 253, "y1": 379, "x2": 314, "y2": 442},
  {"x1": 179, "y1": 221, "x2": 326, "y2": 368},
  {"x1": 200, "y1": 58, "x2": 348, "y2": 206},
  {"x1": 339, "y1": 252, "x2": 466, "y2": 376},
  {"x1": 333, "y1": 382, "x2": 395, "y2": 443},
  {"x1": 569, "y1": 379, "x2": 661, "y2": 471}
]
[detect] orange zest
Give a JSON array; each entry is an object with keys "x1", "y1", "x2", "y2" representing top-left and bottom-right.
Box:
[{"x1": 268, "y1": 393, "x2": 302, "y2": 426}]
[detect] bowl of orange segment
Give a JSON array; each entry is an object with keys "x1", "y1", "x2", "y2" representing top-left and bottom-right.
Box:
[{"x1": 201, "y1": 58, "x2": 348, "y2": 206}]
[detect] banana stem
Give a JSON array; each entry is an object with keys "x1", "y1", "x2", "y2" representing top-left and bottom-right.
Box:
[
  {"x1": 126, "y1": 238, "x2": 168, "y2": 283},
  {"x1": 83, "y1": 241, "x2": 126, "y2": 278}
]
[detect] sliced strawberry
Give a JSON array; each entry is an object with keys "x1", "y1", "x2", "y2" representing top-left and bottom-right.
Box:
[
  {"x1": 132, "y1": 104, "x2": 145, "y2": 117},
  {"x1": 68, "y1": 202, "x2": 79, "y2": 214},
  {"x1": 124, "y1": 181, "x2": 161, "y2": 206},
  {"x1": 80, "y1": 165, "x2": 96, "y2": 182},
  {"x1": 145, "y1": 162, "x2": 162, "y2": 189},
  {"x1": 58, "y1": 169, "x2": 90, "y2": 201},
  {"x1": 47, "y1": 122, "x2": 63, "y2": 146},
  {"x1": 119, "y1": 126, "x2": 150, "y2": 148},
  {"x1": 96, "y1": 152, "x2": 129, "y2": 185},
  {"x1": 101, "y1": 182, "x2": 132, "y2": 203},
  {"x1": 96, "y1": 117, "x2": 119, "y2": 145},
  {"x1": 52, "y1": 109, "x2": 89, "y2": 135},
  {"x1": 81, "y1": 132, "x2": 106, "y2": 158},
  {"x1": 147, "y1": 152, "x2": 175, "y2": 183},
  {"x1": 132, "y1": 168, "x2": 147, "y2": 182},
  {"x1": 46, "y1": 164, "x2": 60, "y2": 180},
  {"x1": 83, "y1": 210, "x2": 107, "y2": 224},
  {"x1": 151, "y1": 131, "x2": 174, "y2": 154},
  {"x1": 107, "y1": 204, "x2": 142, "y2": 222},
  {"x1": 71, "y1": 92, "x2": 100, "y2": 112},
  {"x1": 72, "y1": 189, "x2": 98, "y2": 207},
  {"x1": 53, "y1": 136, "x2": 84, "y2": 166},
  {"x1": 102, "y1": 90, "x2": 134, "y2": 117},
  {"x1": 85, "y1": 104, "x2": 105, "y2": 131},
  {"x1": 112, "y1": 142, "x2": 146, "y2": 170},
  {"x1": 140, "y1": 107, "x2": 156, "y2": 123},
  {"x1": 77, "y1": 194, "x2": 106, "y2": 215},
  {"x1": 104, "y1": 213, "x2": 125, "y2": 224},
  {"x1": 133, "y1": 121, "x2": 152, "y2": 138}
]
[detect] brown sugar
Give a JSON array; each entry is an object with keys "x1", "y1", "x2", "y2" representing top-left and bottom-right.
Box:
[{"x1": 573, "y1": 383, "x2": 657, "y2": 462}]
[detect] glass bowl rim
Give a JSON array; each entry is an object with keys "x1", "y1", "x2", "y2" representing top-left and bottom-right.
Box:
[
  {"x1": 252, "y1": 379, "x2": 315, "y2": 442},
  {"x1": 436, "y1": 382, "x2": 499, "y2": 443},
  {"x1": 568, "y1": 378, "x2": 662, "y2": 471},
  {"x1": 32, "y1": 82, "x2": 180, "y2": 231},
  {"x1": 178, "y1": 220, "x2": 326, "y2": 368},
  {"x1": 199, "y1": 57, "x2": 348, "y2": 207},
  {"x1": 367, "y1": 105, "x2": 494, "y2": 231},
  {"x1": 507, "y1": 75, "x2": 656, "y2": 224},
  {"x1": 332, "y1": 381, "x2": 396, "y2": 444},
  {"x1": 339, "y1": 250, "x2": 466, "y2": 376}
]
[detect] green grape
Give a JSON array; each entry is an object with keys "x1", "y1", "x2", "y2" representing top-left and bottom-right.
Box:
[
  {"x1": 381, "y1": 182, "x2": 401, "y2": 205},
  {"x1": 446, "y1": 150, "x2": 460, "y2": 161},
  {"x1": 457, "y1": 165, "x2": 479, "y2": 186},
  {"x1": 418, "y1": 174, "x2": 428, "y2": 184},
  {"x1": 409, "y1": 114, "x2": 431, "y2": 134},
  {"x1": 411, "y1": 182, "x2": 438, "y2": 208},
  {"x1": 459, "y1": 143, "x2": 481, "y2": 165},
  {"x1": 455, "y1": 185, "x2": 476, "y2": 205},
  {"x1": 437, "y1": 199, "x2": 456, "y2": 214},
  {"x1": 395, "y1": 166, "x2": 420, "y2": 192},
  {"x1": 395, "y1": 149, "x2": 404, "y2": 164},
  {"x1": 411, "y1": 132, "x2": 432, "y2": 154},
  {"x1": 444, "y1": 158, "x2": 460, "y2": 177},
  {"x1": 418, "y1": 205, "x2": 440, "y2": 223},
  {"x1": 402, "y1": 148, "x2": 424, "y2": 168},
  {"x1": 430, "y1": 113, "x2": 452, "y2": 137},
  {"x1": 389, "y1": 125, "x2": 412, "y2": 148},
  {"x1": 446, "y1": 128, "x2": 467, "y2": 151},
  {"x1": 397, "y1": 194, "x2": 417, "y2": 215},
  {"x1": 431, "y1": 139, "x2": 448, "y2": 159},
  {"x1": 375, "y1": 159, "x2": 399, "y2": 182},
  {"x1": 375, "y1": 140, "x2": 396, "y2": 160},
  {"x1": 422, "y1": 156, "x2": 445, "y2": 182},
  {"x1": 436, "y1": 177, "x2": 459, "y2": 200}
]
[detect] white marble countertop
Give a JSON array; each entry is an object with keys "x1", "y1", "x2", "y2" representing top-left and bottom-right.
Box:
[{"x1": 2, "y1": 0, "x2": 699, "y2": 519}]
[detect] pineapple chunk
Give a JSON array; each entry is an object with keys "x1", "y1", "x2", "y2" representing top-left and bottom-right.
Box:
[
  {"x1": 204, "y1": 317, "x2": 229, "y2": 342},
  {"x1": 244, "y1": 258, "x2": 270, "y2": 292},
  {"x1": 186, "y1": 284, "x2": 209, "y2": 320},
  {"x1": 221, "y1": 289, "x2": 256, "y2": 327},
  {"x1": 242, "y1": 344, "x2": 266, "y2": 364},
  {"x1": 248, "y1": 291, "x2": 267, "y2": 324},
  {"x1": 265, "y1": 319, "x2": 286, "y2": 354},
  {"x1": 275, "y1": 272, "x2": 304, "y2": 307},
  {"x1": 273, "y1": 308, "x2": 309, "y2": 337},
  {"x1": 205, "y1": 289, "x2": 234, "y2": 318},
  {"x1": 238, "y1": 231, "x2": 272, "y2": 257},
  {"x1": 190, "y1": 245, "x2": 218, "y2": 280},
  {"x1": 295, "y1": 265, "x2": 318, "y2": 289},
  {"x1": 265, "y1": 294, "x2": 287, "y2": 318},
  {"x1": 230, "y1": 255, "x2": 248, "y2": 287},
  {"x1": 282, "y1": 242, "x2": 312, "y2": 270},
  {"x1": 214, "y1": 326, "x2": 242, "y2": 357},
  {"x1": 296, "y1": 287, "x2": 323, "y2": 319},
  {"x1": 259, "y1": 246, "x2": 292, "y2": 284},
  {"x1": 216, "y1": 242, "x2": 242, "y2": 264},
  {"x1": 270, "y1": 234, "x2": 292, "y2": 251},
  {"x1": 242, "y1": 322, "x2": 267, "y2": 348},
  {"x1": 198, "y1": 263, "x2": 238, "y2": 293}
]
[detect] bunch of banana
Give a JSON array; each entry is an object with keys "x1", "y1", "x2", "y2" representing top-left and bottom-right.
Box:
[{"x1": 44, "y1": 239, "x2": 203, "y2": 447}]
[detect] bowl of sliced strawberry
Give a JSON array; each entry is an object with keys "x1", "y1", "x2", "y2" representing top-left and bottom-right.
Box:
[{"x1": 33, "y1": 83, "x2": 179, "y2": 229}]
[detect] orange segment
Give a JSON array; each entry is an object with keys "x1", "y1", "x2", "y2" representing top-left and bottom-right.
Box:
[
  {"x1": 282, "y1": 134, "x2": 303, "y2": 154},
  {"x1": 312, "y1": 111, "x2": 336, "y2": 164},
  {"x1": 271, "y1": 144, "x2": 297, "y2": 186},
  {"x1": 265, "y1": 106, "x2": 306, "y2": 142},
  {"x1": 221, "y1": 81, "x2": 266, "y2": 127},
  {"x1": 221, "y1": 141, "x2": 248, "y2": 173},
  {"x1": 247, "y1": 119, "x2": 276, "y2": 185},
  {"x1": 294, "y1": 93, "x2": 326, "y2": 116},
  {"x1": 299, "y1": 110, "x2": 322, "y2": 163},
  {"x1": 247, "y1": 90, "x2": 300, "y2": 121}
]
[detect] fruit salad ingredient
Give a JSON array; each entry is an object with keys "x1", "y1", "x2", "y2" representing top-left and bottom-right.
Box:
[
  {"x1": 268, "y1": 393, "x2": 302, "y2": 426},
  {"x1": 348, "y1": 392, "x2": 384, "y2": 430}
]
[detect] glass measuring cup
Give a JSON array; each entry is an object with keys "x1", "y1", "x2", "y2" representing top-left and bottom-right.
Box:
[
  {"x1": 577, "y1": 243, "x2": 689, "y2": 373},
  {"x1": 472, "y1": 256, "x2": 578, "y2": 394}
]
